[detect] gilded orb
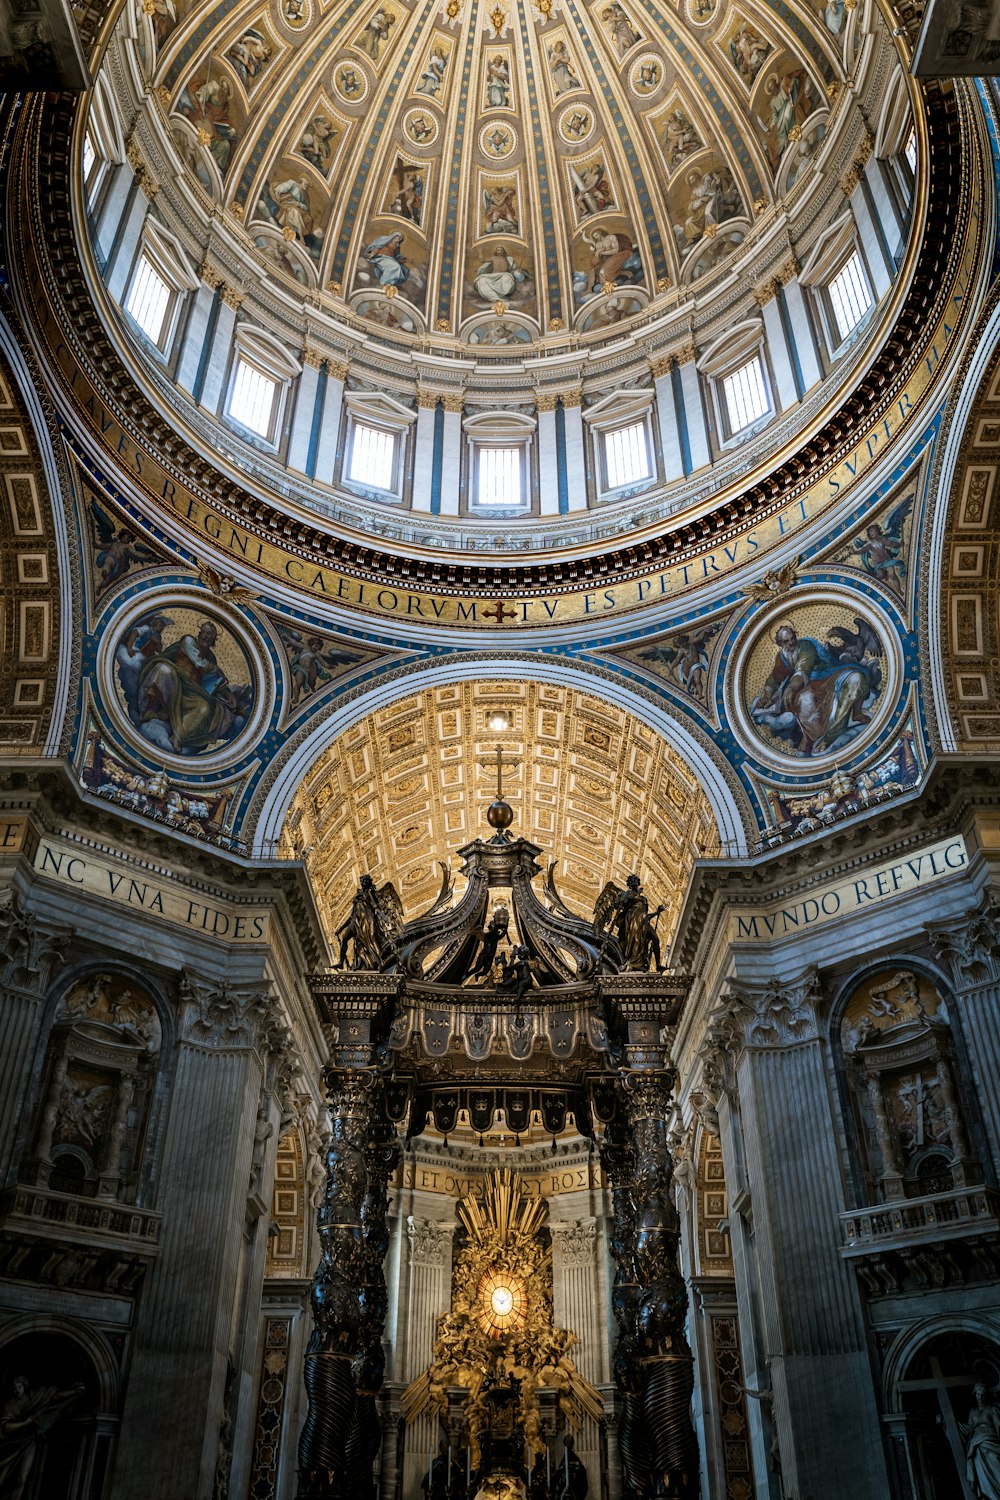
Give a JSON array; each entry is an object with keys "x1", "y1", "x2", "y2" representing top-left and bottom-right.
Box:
[{"x1": 487, "y1": 798, "x2": 514, "y2": 830}]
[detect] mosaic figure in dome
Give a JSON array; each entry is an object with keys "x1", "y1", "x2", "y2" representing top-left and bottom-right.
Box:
[
  {"x1": 601, "y1": 2, "x2": 642, "y2": 56},
  {"x1": 729, "y1": 20, "x2": 771, "y2": 84},
  {"x1": 415, "y1": 42, "x2": 448, "y2": 96},
  {"x1": 576, "y1": 225, "x2": 642, "y2": 298},
  {"x1": 850, "y1": 494, "x2": 913, "y2": 590},
  {"x1": 473, "y1": 244, "x2": 529, "y2": 303},
  {"x1": 114, "y1": 612, "x2": 254, "y2": 756},
  {"x1": 386, "y1": 160, "x2": 425, "y2": 225},
  {"x1": 283, "y1": 0, "x2": 307, "y2": 27},
  {"x1": 485, "y1": 51, "x2": 512, "y2": 106},
  {"x1": 355, "y1": 295, "x2": 417, "y2": 330},
  {"x1": 176, "y1": 76, "x2": 239, "y2": 173},
  {"x1": 276, "y1": 625, "x2": 364, "y2": 704},
  {"x1": 758, "y1": 66, "x2": 819, "y2": 171},
  {"x1": 548, "y1": 38, "x2": 582, "y2": 94},
  {"x1": 89, "y1": 496, "x2": 157, "y2": 591},
  {"x1": 638, "y1": 620, "x2": 722, "y2": 699},
  {"x1": 298, "y1": 113, "x2": 339, "y2": 175},
  {"x1": 819, "y1": 0, "x2": 847, "y2": 32},
  {"x1": 579, "y1": 288, "x2": 643, "y2": 329},
  {"x1": 226, "y1": 26, "x2": 273, "y2": 89},
  {"x1": 364, "y1": 230, "x2": 412, "y2": 287},
  {"x1": 336, "y1": 62, "x2": 365, "y2": 98},
  {"x1": 468, "y1": 318, "x2": 532, "y2": 345},
  {"x1": 482, "y1": 181, "x2": 519, "y2": 235},
  {"x1": 258, "y1": 174, "x2": 324, "y2": 260},
  {"x1": 147, "y1": 0, "x2": 177, "y2": 50},
  {"x1": 254, "y1": 232, "x2": 311, "y2": 283},
  {"x1": 747, "y1": 615, "x2": 885, "y2": 758},
  {"x1": 561, "y1": 107, "x2": 592, "y2": 140},
  {"x1": 571, "y1": 158, "x2": 614, "y2": 218},
  {"x1": 356, "y1": 5, "x2": 396, "y2": 61},
  {"x1": 661, "y1": 106, "x2": 703, "y2": 169},
  {"x1": 673, "y1": 166, "x2": 743, "y2": 249}
]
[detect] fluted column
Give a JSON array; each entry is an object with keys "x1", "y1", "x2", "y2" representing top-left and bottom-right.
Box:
[
  {"x1": 551, "y1": 1217, "x2": 603, "y2": 1491},
  {"x1": 709, "y1": 970, "x2": 886, "y2": 1500},
  {"x1": 927, "y1": 892, "x2": 1000, "y2": 1179},
  {"x1": 112, "y1": 975, "x2": 275, "y2": 1500},
  {"x1": 0, "y1": 890, "x2": 68, "y2": 1186},
  {"x1": 401, "y1": 1214, "x2": 454, "y2": 1499}
]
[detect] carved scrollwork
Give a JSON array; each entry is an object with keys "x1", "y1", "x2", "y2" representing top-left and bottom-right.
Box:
[{"x1": 0, "y1": 888, "x2": 70, "y2": 994}]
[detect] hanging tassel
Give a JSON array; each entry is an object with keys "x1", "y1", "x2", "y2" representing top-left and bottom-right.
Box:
[
  {"x1": 443, "y1": 1134, "x2": 449, "y2": 1150},
  {"x1": 551, "y1": 1137, "x2": 557, "y2": 1155},
  {"x1": 515, "y1": 1133, "x2": 521, "y2": 1147},
  {"x1": 479, "y1": 1134, "x2": 484, "y2": 1148}
]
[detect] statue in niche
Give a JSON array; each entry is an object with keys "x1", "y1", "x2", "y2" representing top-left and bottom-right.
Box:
[
  {"x1": 594, "y1": 874, "x2": 665, "y2": 971},
  {"x1": 961, "y1": 1383, "x2": 1000, "y2": 1499},
  {"x1": 336, "y1": 875, "x2": 403, "y2": 969},
  {"x1": 468, "y1": 906, "x2": 511, "y2": 981},
  {"x1": 0, "y1": 1373, "x2": 85, "y2": 1499}
]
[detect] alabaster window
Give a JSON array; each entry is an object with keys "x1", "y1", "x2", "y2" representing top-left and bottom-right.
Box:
[
  {"x1": 121, "y1": 223, "x2": 197, "y2": 356},
  {"x1": 582, "y1": 390, "x2": 657, "y2": 499},
  {"x1": 223, "y1": 325, "x2": 301, "y2": 447},
  {"x1": 800, "y1": 213, "x2": 877, "y2": 359},
  {"x1": 604, "y1": 421, "x2": 651, "y2": 490},
  {"x1": 228, "y1": 359, "x2": 279, "y2": 438},
  {"x1": 463, "y1": 410, "x2": 535, "y2": 514},
  {"x1": 697, "y1": 319, "x2": 773, "y2": 448},
  {"x1": 348, "y1": 422, "x2": 397, "y2": 492},
  {"x1": 342, "y1": 392, "x2": 416, "y2": 501},
  {"x1": 828, "y1": 252, "x2": 875, "y2": 342},
  {"x1": 722, "y1": 357, "x2": 770, "y2": 434}
]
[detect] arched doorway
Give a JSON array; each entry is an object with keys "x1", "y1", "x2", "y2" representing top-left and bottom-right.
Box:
[
  {"x1": 0, "y1": 1325, "x2": 116, "y2": 1499},
  {"x1": 891, "y1": 1325, "x2": 1000, "y2": 1499}
]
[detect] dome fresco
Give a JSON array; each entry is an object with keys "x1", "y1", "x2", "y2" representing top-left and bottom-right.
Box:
[{"x1": 145, "y1": 0, "x2": 844, "y2": 343}]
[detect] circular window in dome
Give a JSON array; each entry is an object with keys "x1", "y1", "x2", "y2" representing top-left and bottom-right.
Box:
[{"x1": 477, "y1": 1268, "x2": 527, "y2": 1338}]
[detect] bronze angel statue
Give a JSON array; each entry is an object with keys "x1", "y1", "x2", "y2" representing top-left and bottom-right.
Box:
[
  {"x1": 336, "y1": 873, "x2": 404, "y2": 970},
  {"x1": 593, "y1": 873, "x2": 665, "y2": 971}
]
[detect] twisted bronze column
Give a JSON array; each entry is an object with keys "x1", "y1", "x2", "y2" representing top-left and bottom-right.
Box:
[
  {"x1": 297, "y1": 1071, "x2": 395, "y2": 1499},
  {"x1": 602, "y1": 1073, "x2": 698, "y2": 1499}
]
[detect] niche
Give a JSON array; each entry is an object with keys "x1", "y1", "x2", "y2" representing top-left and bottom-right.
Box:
[
  {"x1": 840, "y1": 969, "x2": 979, "y2": 1204},
  {"x1": 30, "y1": 972, "x2": 162, "y2": 1202}
]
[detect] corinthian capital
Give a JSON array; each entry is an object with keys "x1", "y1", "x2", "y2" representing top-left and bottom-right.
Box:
[
  {"x1": 927, "y1": 893, "x2": 1000, "y2": 986},
  {"x1": 406, "y1": 1215, "x2": 453, "y2": 1266},
  {"x1": 0, "y1": 888, "x2": 70, "y2": 994},
  {"x1": 715, "y1": 968, "x2": 822, "y2": 1052},
  {"x1": 179, "y1": 972, "x2": 273, "y2": 1049}
]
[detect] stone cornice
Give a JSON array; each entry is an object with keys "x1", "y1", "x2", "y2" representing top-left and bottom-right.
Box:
[{"x1": 671, "y1": 757, "x2": 1000, "y2": 973}]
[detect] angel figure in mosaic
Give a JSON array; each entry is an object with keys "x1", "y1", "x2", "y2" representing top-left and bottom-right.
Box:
[
  {"x1": 639, "y1": 620, "x2": 719, "y2": 698},
  {"x1": 89, "y1": 496, "x2": 157, "y2": 588},
  {"x1": 851, "y1": 494, "x2": 913, "y2": 591}
]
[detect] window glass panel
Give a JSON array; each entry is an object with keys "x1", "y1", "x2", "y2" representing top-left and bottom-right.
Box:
[
  {"x1": 828, "y1": 252, "x2": 874, "y2": 341},
  {"x1": 604, "y1": 420, "x2": 651, "y2": 489},
  {"x1": 904, "y1": 128, "x2": 917, "y2": 174},
  {"x1": 228, "y1": 358, "x2": 278, "y2": 437},
  {"x1": 348, "y1": 423, "x2": 396, "y2": 490},
  {"x1": 124, "y1": 255, "x2": 172, "y2": 346},
  {"x1": 478, "y1": 446, "x2": 521, "y2": 506},
  {"x1": 82, "y1": 133, "x2": 97, "y2": 183},
  {"x1": 722, "y1": 356, "x2": 769, "y2": 433}
]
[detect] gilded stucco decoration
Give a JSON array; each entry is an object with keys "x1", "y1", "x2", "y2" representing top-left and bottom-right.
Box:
[{"x1": 279, "y1": 679, "x2": 720, "y2": 947}]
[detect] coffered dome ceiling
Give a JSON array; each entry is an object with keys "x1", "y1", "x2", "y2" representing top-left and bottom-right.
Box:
[
  {"x1": 280, "y1": 680, "x2": 720, "y2": 946},
  {"x1": 144, "y1": 0, "x2": 846, "y2": 342}
]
